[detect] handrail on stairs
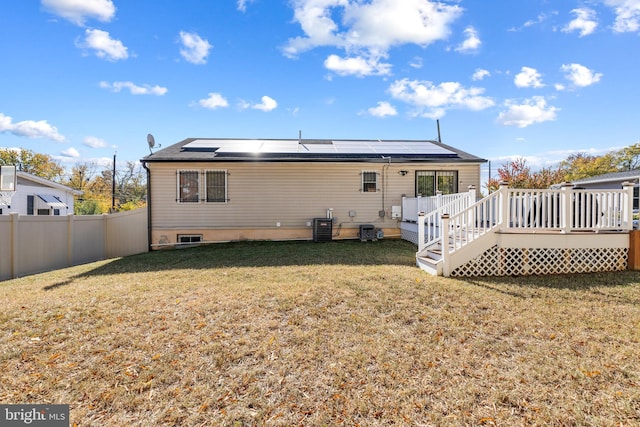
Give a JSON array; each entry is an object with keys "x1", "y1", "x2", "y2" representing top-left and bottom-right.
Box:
[
  {"x1": 417, "y1": 181, "x2": 635, "y2": 276},
  {"x1": 416, "y1": 186, "x2": 477, "y2": 253}
]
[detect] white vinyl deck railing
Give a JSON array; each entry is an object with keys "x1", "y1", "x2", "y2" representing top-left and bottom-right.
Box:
[
  {"x1": 407, "y1": 188, "x2": 477, "y2": 249},
  {"x1": 402, "y1": 188, "x2": 477, "y2": 223},
  {"x1": 417, "y1": 182, "x2": 635, "y2": 254}
]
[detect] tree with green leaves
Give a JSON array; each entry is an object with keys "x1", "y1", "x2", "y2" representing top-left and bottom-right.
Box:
[
  {"x1": 64, "y1": 161, "x2": 146, "y2": 214},
  {"x1": 0, "y1": 148, "x2": 64, "y2": 181},
  {"x1": 559, "y1": 152, "x2": 618, "y2": 182},
  {"x1": 614, "y1": 142, "x2": 640, "y2": 171}
]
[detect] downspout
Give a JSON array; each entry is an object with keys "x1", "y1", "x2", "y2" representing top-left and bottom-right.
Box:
[
  {"x1": 142, "y1": 161, "x2": 152, "y2": 251},
  {"x1": 381, "y1": 155, "x2": 391, "y2": 218}
]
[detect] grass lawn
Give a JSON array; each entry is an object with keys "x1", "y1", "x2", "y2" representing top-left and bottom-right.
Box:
[{"x1": 1, "y1": 239, "x2": 639, "y2": 426}]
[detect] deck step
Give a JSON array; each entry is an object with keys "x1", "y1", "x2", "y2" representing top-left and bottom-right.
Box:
[{"x1": 416, "y1": 255, "x2": 441, "y2": 276}]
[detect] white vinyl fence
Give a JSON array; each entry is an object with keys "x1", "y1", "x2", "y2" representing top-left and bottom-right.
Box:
[{"x1": 0, "y1": 207, "x2": 148, "y2": 281}]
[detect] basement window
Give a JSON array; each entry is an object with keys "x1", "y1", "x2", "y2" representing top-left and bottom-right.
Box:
[{"x1": 177, "y1": 234, "x2": 203, "y2": 247}]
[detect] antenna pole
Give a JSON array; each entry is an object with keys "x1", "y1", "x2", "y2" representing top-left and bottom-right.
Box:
[
  {"x1": 436, "y1": 119, "x2": 442, "y2": 143},
  {"x1": 112, "y1": 152, "x2": 116, "y2": 212}
]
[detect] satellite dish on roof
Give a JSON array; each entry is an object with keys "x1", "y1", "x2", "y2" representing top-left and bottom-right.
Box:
[{"x1": 147, "y1": 133, "x2": 160, "y2": 154}]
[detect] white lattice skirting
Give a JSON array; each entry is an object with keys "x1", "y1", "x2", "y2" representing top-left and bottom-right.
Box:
[
  {"x1": 401, "y1": 228, "x2": 419, "y2": 246},
  {"x1": 451, "y1": 246, "x2": 628, "y2": 277}
]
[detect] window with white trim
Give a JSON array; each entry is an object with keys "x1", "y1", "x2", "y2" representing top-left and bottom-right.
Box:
[
  {"x1": 178, "y1": 170, "x2": 200, "y2": 203},
  {"x1": 361, "y1": 170, "x2": 378, "y2": 192},
  {"x1": 205, "y1": 170, "x2": 227, "y2": 203},
  {"x1": 416, "y1": 170, "x2": 458, "y2": 196}
]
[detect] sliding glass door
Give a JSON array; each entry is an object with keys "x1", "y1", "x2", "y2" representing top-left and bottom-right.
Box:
[{"x1": 416, "y1": 171, "x2": 458, "y2": 196}]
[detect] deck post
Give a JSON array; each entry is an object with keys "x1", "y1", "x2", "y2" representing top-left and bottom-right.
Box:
[
  {"x1": 441, "y1": 213, "x2": 450, "y2": 277},
  {"x1": 416, "y1": 195, "x2": 421, "y2": 220},
  {"x1": 499, "y1": 182, "x2": 509, "y2": 232},
  {"x1": 560, "y1": 182, "x2": 573, "y2": 233},
  {"x1": 622, "y1": 181, "x2": 634, "y2": 230},
  {"x1": 417, "y1": 212, "x2": 425, "y2": 252},
  {"x1": 468, "y1": 185, "x2": 476, "y2": 204}
]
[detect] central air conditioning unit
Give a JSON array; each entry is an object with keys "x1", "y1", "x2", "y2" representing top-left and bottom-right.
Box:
[
  {"x1": 359, "y1": 224, "x2": 377, "y2": 242},
  {"x1": 313, "y1": 218, "x2": 333, "y2": 242}
]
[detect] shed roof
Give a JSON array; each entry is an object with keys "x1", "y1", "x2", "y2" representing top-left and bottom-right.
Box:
[
  {"x1": 571, "y1": 169, "x2": 640, "y2": 185},
  {"x1": 141, "y1": 138, "x2": 487, "y2": 164}
]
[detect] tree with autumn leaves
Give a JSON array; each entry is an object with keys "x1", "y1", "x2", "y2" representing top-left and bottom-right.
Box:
[
  {"x1": 66, "y1": 161, "x2": 146, "y2": 214},
  {"x1": 0, "y1": 147, "x2": 65, "y2": 180},
  {"x1": 486, "y1": 142, "x2": 640, "y2": 192},
  {"x1": 0, "y1": 148, "x2": 146, "y2": 214}
]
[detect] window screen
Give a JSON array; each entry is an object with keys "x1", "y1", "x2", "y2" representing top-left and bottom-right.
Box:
[
  {"x1": 178, "y1": 171, "x2": 199, "y2": 203},
  {"x1": 362, "y1": 171, "x2": 378, "y2": 192},
  {"x1": 206, "y1": 170, "x2": 227, "y2": 202}
]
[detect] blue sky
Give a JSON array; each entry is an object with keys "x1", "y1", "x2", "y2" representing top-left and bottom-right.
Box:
[{"x1": 1, "y1": 0, "x2": 639, "y2": 183}]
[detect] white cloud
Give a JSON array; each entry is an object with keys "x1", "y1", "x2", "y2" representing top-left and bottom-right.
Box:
[
  {"x1": 388, "y1": 78, "x2": 495, "y2": 119},
  {"x1": 78, "y1": 29, "x2": 128, "y2": 61},
  {"x1": 283, "y1": 0, "x2": 463, "y2": 75},
  {"x1": 508, "y1": 12, "x2": 557, "y2": 32},
  {"x1": 83, "y1": 136, "x2": 108, "y2": 148},
  {"x1": 514, "y1": 66, "x2": 545, "y2": 88},
  {"x1": 366, "y1": 101, "x2": 397, "y2": 117},
  {"x1": 42, "y1": 0, "x2": 115, "y2": 26},
  {"x1": 99, "y1": 81, "x2": 167, "y2": 96},
  {"x1": 409, "y1": 56, "x2": 423, "y2": 69},
  {"x1": 0, "y1": 113, "x2": 66, "y2": 142},
  {"x1": 198, "y1": 93, "x2": 229, "y2": 109},
  {"x1": 563, "y1": 8, "x2": 598, "y2": 37},
  {"x1": 324, "y1": 54, "x2": 391, "y2": 77},
  {"x1": 179, "y1": 31, "x2": 212, "y2": 65},
  {"x1": 237, "y1": 99, "x2": 251, "y2": 110},
  {"x1": 472, "y1": 68, "x2": 490, "y2": 81},
  {"x1": 604, "y1": 0, "x2": 640, "y2": 32},
  {"x1": 455, "y1": 26, "x2": 481, "y2": 53},
  {"x1": 252, "y1": 96, "x2": 278, "y2": 112},
  {"x1": 60, "y1": 147, "x2": 80, "y2": 158},
  {"x1": 497, "y1": 96, "x2": 559, "y2": 128},
  {"x1": 561, "y1": 63, "x2": 602, "y2": 87},
  {"x1": 237, "y1": 0, "x2": 255, "y2": 12}
]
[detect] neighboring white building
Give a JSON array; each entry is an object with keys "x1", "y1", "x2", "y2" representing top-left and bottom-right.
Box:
[
  {"x1": 0, "y1": 171, "x2": 82, "y2": 216},
  {"x1": 571, "y1": 169, "x2": 640, "y2": 211}
]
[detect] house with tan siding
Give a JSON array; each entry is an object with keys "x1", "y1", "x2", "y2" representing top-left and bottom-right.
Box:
[{"x1": 140, "y1": 137, "x2": 486, "y2": 248}]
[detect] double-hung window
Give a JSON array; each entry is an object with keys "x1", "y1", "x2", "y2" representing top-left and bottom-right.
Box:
[
  {"x1": 362, "y1": 171, "x2": 378, "y2": 192},
  {"x1": 205, "y1": 170, "x2": 227, "y2": 203},
  {"x1": 178, "y1": 170, "x2": 200, "y2": 203}
]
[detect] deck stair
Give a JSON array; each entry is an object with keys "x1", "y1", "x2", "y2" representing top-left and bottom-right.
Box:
[{"x1": 411, "y1": 182, "x2": 635, "y2": 277}]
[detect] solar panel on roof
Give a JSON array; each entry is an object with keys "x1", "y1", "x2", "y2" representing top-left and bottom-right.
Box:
[{"x1": 183, "y1": 138, "x2": 457, "y2": 156}]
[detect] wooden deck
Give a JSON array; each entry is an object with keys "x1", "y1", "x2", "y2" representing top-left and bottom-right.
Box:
[{"x1": 402, "y1": 183, "x2": 635, "y2": 277}]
